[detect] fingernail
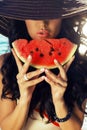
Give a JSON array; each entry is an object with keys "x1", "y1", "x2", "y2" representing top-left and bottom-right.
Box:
[
  {"x1": 28, "y1": 55, "x2": 32, "y2": 60},
  {"x1": 40, "y1": 68, "x2": 45, "y2": 72},
  {"x1": 54, "y1": 59, "x2": 58, "y2": 64},
  {"x1": 45, "y1": 69, "x2": 48, "y2": 73},
  {"x1": 41, "y1": 76, "x2": 45, "y2": 80},
  {"x1": 44, "y1": 76, "x2": 48, "y2": 80}
]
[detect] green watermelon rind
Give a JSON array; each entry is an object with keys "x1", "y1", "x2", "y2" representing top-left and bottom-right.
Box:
[{"x1": 12, "y1": 39, "x2": 77, "y2": 69}]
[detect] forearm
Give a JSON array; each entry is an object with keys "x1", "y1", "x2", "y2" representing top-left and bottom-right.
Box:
[
  {"x1": 0, "y1": 99, "x2": 30, "y2": 130},
  {"x1": 54, "y1": 101, "x2": 82, "y2": 130}
]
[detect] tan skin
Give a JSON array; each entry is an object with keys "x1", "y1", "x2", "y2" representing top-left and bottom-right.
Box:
[
  {"x1": 0, "y1": 19, "x2": 85, "y2": 130},
  {"x1": 25, "y1": 19, "x2": 62, "y2": 40}
]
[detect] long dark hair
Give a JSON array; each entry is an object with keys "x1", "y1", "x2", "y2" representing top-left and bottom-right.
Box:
[{"x1": 1, "y1": 15, "x2": 87, "y2": 121}]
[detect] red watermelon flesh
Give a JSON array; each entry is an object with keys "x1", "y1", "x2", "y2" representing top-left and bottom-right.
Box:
[{"x1": 12, "y1": 38, "x2": 77, "y2": 69}]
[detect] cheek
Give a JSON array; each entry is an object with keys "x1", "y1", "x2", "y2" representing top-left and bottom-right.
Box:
[
  {"x1": 26, "y1": 24, "x2": 37, "y2": 39},
  {"x1": 54, "y1": 22, "x2": 61, "y2": 34},
  {"x1": 54, "y1": 24, "x2": 61, "y2": 36},
  {"x1": 50, "y1": 21, "x2": 62, "y2": 37}
]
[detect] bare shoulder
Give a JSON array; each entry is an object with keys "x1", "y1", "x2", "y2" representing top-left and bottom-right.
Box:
[{"x1": 0, "y1": 53, "x2": 16, "y2": 123}]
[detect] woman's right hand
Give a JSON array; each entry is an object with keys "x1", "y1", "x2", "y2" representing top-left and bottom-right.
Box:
[{"x1": 12, "y1": 49, "x2": 45, "y2": 104}]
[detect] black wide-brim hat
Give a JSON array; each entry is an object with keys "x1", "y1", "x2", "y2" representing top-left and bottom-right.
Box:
[{"x1": 0, "y1": 0, "x2": 87, "y2": 36}]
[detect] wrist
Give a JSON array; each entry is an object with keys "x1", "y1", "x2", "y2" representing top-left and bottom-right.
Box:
[
  {"x1": 54, "y1": 100, "x2": 68, "y2": 118},
  {"x1": 54, "y1": 100, "x2": 72, "y2": 122},
  {"x1": 54, "y1": 108, "x2": 72, "y2": 122},
  {"x1": 54, "y1": 98, "x2": 67, "y2": 110},
  {"x1": 17, "y1": 97, "x2": 31, "y2": 106}
]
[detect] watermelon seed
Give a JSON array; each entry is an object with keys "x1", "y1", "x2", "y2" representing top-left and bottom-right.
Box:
[
  {"x1": 30, "y1": 51, "x2": 33, "y2": 54},
  {"x1": 50, "y1": 47, "x2": 55, "y2": 51},
  {"x1": 40, "y1": 53, "x2": 44, "y2": 57},
  {"x1": 49, "y1": 51, "x2": 53, "y2": 56},
  {"x1": 58, "y1": 52, "x2": 61, "y2": 55},
  {"x1": 48, "y1": 47, "x2": 55, "y2": 56},
  {"x1": 35, "y1": 48, "x2": 39, "y2": 51}
]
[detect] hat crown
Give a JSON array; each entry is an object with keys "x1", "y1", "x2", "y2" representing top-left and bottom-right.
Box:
[
  {"x1": 0, "y1": 0, "x2": 87, "y2": 36},
  {"x1": 0, "y1": 0, "x2": 87, "y2": 20}
]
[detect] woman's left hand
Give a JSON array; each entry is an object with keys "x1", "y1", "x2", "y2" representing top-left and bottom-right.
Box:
[{"x1": 44, "y1": 56, "x2": 75, "y2": 103}]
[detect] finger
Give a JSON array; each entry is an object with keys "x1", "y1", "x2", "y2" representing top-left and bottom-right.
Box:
[
  {"x1": 20, "y1": 55, "x2": 32, "y2": 75},
  {"x1": 45, "y1": 69, "x2": 67, "y2": 86},
  {"x1": 25, "y1": 68, "x2": 44, "y2": 80},
  {"x1": 11, "y1": 49, "x2": 22, "y2": 72},
  {"x1": 44, "y1": 76, "x2": 67, "y2": 88},
  {"x1": 18, "y1": 68, "x2": 45, "y2": 82},
  {"x1": 54, "y1": 59, "x2": 67, "y2": 81},
  {"x1": 24, "y1": 76, "x2": 45, "y2": 88},
  {"x1": 64, "y1": 56, "x2": 75, "y2": 72},
  {"x1": 44, "y1": 76, "x2": 55, "y2": 87}
]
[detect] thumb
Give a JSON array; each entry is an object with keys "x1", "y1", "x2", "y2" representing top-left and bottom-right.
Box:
[{"x1": 11, "y1": 49, "x2": 22, "y2": 72}]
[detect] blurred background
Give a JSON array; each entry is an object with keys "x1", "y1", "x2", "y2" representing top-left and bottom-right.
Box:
[{"x1": 0, "y1": 34, "x2": 10, "y2": 55}]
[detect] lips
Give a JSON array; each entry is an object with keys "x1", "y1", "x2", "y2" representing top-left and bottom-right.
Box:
[{"x1": 37, "y1": 30, "x2": 49, "y2": 38}]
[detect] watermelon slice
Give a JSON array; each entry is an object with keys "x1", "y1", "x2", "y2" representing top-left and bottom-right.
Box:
[{"x1": 12, "y1": 38, "x2": 77, "y2": 69}]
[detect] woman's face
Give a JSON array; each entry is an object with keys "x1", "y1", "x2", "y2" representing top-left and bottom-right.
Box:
[{"x1": 25, "y1": 19, "x2": 62, "y2": 40}]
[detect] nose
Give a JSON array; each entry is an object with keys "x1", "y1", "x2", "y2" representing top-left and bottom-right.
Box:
[
  {"x1": 43, "y1": 20, "x2": 49, "y2": 25},
  {"x1": 40, "y1": 20, "x2": 49, "y2": 30}
]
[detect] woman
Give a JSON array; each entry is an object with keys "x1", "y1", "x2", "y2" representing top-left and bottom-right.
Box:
[{"x1": 0, "y1": 1, "x2": 87, "y2": 130}]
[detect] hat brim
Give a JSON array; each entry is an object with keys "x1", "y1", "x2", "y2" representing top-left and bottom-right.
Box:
[
  {"x1": 0, "y1": 0, "x2": 87, "y2": 36},
  {"x1": 0, "y1": 0, "x2": 87, "y2": 20}
]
